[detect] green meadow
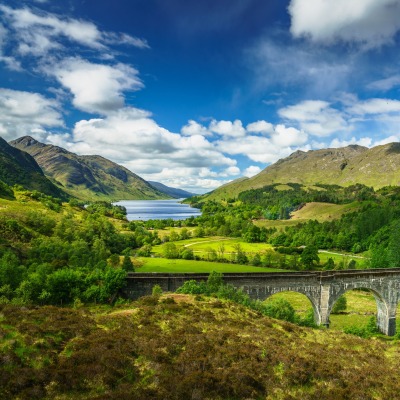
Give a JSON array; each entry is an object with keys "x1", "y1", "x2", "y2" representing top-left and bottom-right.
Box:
[{"x1": 134, "y1": 256, "x2": 286, "y2": 273}]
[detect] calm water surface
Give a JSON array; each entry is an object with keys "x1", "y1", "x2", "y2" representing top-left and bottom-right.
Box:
[{"x1": 114, "y1": 199, "x2": 202, "y2": 221}]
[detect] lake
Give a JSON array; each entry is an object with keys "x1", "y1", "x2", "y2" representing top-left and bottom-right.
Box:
[{"x1": 114, "y1": 199, "x2": 202, "y2": 221}]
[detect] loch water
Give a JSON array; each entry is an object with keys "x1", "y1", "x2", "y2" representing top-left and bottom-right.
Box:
[{"x1": 114, "y1": 199, "x2": 201, "y2": 221}]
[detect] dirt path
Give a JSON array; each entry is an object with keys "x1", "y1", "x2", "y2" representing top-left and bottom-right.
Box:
[
  {"x1": 183, "y1": 238, "x2": 231, "y2": 248},
  {"x1": 318, "y1": 250, "x2": 367, "y2": 259}
]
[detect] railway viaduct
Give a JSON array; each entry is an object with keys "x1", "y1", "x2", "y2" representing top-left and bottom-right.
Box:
[{"x1": 123, "y1": 268, "x2": 400, "y2": 336}]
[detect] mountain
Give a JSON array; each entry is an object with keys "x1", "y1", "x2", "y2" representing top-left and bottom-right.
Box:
[
  {"x1": 207, "y1": 143, "x2": 400, "y2": 200},
  {"x1": 148, "y1": 181, "x2": 195, "y2": 198},
  {"x1": 10, "y1": 136, "x2": 167, "y2": 201},
  {"x1": 0, "y1": 136, "x2": 67, "y2": 199}
]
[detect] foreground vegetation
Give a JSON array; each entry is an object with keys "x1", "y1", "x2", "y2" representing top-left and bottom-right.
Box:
[{"x1": 2, "y1": 296, "x2": 400, "y2": 400}]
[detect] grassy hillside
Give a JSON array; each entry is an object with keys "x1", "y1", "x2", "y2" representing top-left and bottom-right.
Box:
[
  {"x1": 1, "y1": 297, "x2": 400, "y2": 399},
  {"x1": 10, "y1": 136, "x2": 167, "y2": 201},
  {"x1": 0, "y1": 137, "x2": 67, "y2": 200},
  {"x1": 206, "y1": 143, "x2": 400, "y2": 201},
  {"x1": 290, "y1": 201, "x2": 360, "y2": 221}
]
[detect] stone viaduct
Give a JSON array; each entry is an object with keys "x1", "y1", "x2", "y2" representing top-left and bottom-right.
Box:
[{"x1": 122, "y1": 268, "x2": 400, "y2": 336}]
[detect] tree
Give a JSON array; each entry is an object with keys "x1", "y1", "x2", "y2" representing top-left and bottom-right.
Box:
[
  {"x1": 109, "y1": 254, "x2": 121, "y2": 267},
  {"x1": 300, "y1": 245, "x2": 320, "y2": 270},
  {"x1": 323, "y1": 257, "x2": 335, "y2": 270},
  {"x1": 263, "y1": 298, "x2": 296, "y2": 323},
  {"x1": 331, "y1": 295, "x2": 347, "y2": 314},
  {"x1": 217, "y1": 243, "x2": 225, "y2": 260},
  {"x1": 163, "y1": 242, "x2": 180, "y2": 259},
  {"x1": 121, "y1": 255, "x2": 135, "y2": 272}
]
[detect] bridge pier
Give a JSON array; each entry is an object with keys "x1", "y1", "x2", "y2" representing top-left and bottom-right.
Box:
[
  {"x1": 377, "y1": 302, "x2": 397, "y2": 336},
  {"x1": 318, "y1": 285, "x2": 331, "y2": 328}
]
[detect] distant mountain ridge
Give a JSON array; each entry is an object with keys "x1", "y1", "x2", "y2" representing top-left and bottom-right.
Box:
[
  {"x1": 207, "y1": 143, "x2": 400, "y2": 200},
  {"x1": 0, "y1": 137, "x2": 67, "y2": 199},
  {"x1": 148, "y1": 181, "x2": 195, "y2": 199},
  {"x1": 10, "y1": 136, "x2": 167, "y2": 201}
]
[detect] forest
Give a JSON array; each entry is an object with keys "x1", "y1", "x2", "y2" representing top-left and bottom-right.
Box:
[{"x1": 1, "y1": 182, "x2": 400, "y2": 307}]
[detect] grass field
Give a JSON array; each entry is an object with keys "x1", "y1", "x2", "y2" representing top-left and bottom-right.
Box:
[
  {"x1": 254, "y1": 201, "x2": 361, "y2": 230},
  {"x1": 152, "y1": 237, "x2": 275, "y2": 257},
  {"x1": 318, "y1": 251, "x2": 368, "y2": 267},
  {"x1": 134, "y1": 257, "x2": 287, "y2": 273}
]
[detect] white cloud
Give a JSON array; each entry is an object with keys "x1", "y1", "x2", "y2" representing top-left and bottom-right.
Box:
[
  {"x1": 209, "y1": 119, "x2": 246, "y2": 137},
  {"x1": 347, "y1": 98, "x2": 400, "y2": 115},
  {"x1": 271, "y1": 124, "x2": 308, "y2": 146},
  {"x1": 368, "y1": 75, "x2": 400, "y2": 91},
  {"x1": 243, "y1": 166, "x2": 262, "y2": 177},
  {"x1": 373, "y1": 135, "x2": 400, "y2": 146},
  {"x1": 181, "y1": 120, "x2": 211, "y2": 136},
  {"x1": 278, "y1": 100, "x2": 349, "y2": 137},
  {"x1": 217, "y1": 135, "x2": 294, "y2": 164},
  {"x1": 0, "y1": 5, "x2": 148, "y2": 57},
  {"x1": 246, "y1": 120, "x2": 273, "y2": 135},
  {"x1": 329, "y1": 136, "x2": 373, "y2": 149},
  {"x1": 49, "y1": 58, "x2": 143, "y2": 114},
  {"x1": 0, "y1": 88, "x2": 63, "y2": 140},
  {"x1": 288, "y1": 0, "x2": 400, "y2": 48},
  {"x1": 65, "y1": 107, "x2": 236, "y2": 183}
]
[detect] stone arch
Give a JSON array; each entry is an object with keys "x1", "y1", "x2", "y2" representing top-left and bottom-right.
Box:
[
  {"x1": 329, "y1": 285, "x2": 391, "y2": 335},
  {"x1": 263, "y1": 288, "x2": 321, "y2": 326}
]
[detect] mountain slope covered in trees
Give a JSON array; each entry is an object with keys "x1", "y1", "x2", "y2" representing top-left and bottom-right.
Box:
[
  {"x1": 10, "y1": 136, "x2": 168, "y2": 201},
  {"x1": 206, "y1": 143, "x2": 400, "y2": 200}
]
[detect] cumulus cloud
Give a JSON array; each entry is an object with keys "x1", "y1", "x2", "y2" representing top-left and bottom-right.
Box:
[
  {"x1": 49, "y1": 58, "x2": 143, "y2": 114},
  {"x1": 243, "y1": 165, "x2": 262, "y2": 177},
  {"x1": 0, "y1": 88, "x2": 63, "y2": 140},
  {"x1": 278, "y1": 100, "x2": 349, "y2": 137},
  {"x1": 271, "y1": 124, "x2": 308, "y2": 146},
  {"x1": 209, "y1": 119, "x2": 246, "y2": 137},
  {"x1": 181, "y1": 120, "x2": 211, "y2": 136},
  {"x1": 288, "y1": 0, "x2": 400, "y2": 48},
  {"x1": 65, "y1": 106, "x2": 236, "y2": 176},
  {"x1": 246, "y1": 120, "x2": 273, "y2": 135},
  {"x1": 217, "y1": 135, "x2": 292, "y2": 164},
  {"x1": 329, "y1": 136, "x2": 373, "y2": 149},
  {"x1": 0, "y1": 4, "x2": 148, "y2": 57}
]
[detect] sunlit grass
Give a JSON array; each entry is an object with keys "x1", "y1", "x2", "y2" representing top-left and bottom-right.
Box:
[{"x1": 134, "y1": 257, "x2": 287, "y2": 273}]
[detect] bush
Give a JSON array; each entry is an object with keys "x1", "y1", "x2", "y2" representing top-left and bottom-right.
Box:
[
  {"x1": 331, "y1": 295, "x2": 347, "y2": 314},
  {"x1": 262, "y1": 298, "x2": 296, "y2": 323}
]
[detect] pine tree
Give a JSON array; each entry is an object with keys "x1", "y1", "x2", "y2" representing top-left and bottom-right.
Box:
[{"x1": 121, "y1": 255, "x2": 134, "y2": 272}]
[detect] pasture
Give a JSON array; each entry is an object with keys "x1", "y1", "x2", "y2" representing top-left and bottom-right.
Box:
[{"x1": 134, "y1": 256, "x2": 286, "y2": 273}]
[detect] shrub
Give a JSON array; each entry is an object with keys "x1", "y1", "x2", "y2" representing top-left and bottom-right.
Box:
[
  {"x1": 262, "y1": 298, "x2": 296, "y2": 323},
  {"x1": 331, "y1": 295, "x2": 347, "y2": 314}
]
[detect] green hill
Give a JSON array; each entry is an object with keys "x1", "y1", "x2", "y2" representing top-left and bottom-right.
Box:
[
  {"x1": 0, "y1": 137, "x2": 67, "y2": 199},
  {"x1": 10, "y1": 136, "x2": 168, "y2": 201},
  {"x1": 206, "y1": 143, "x2": 400, "y2": 200}
]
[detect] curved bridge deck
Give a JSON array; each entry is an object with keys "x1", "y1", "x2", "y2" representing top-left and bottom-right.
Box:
[{"x1": 123, "y1": 268, "x2": 400, "y2": 336}]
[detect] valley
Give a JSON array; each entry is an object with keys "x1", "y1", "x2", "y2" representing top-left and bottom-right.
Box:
[{"x1": 2, "y1": 139, "x2": 400, "y2": 398}]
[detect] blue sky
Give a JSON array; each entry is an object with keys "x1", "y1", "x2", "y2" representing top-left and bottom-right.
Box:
[{"x1": 1, "y1": 0, "x2": 400, "y2": 193}]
